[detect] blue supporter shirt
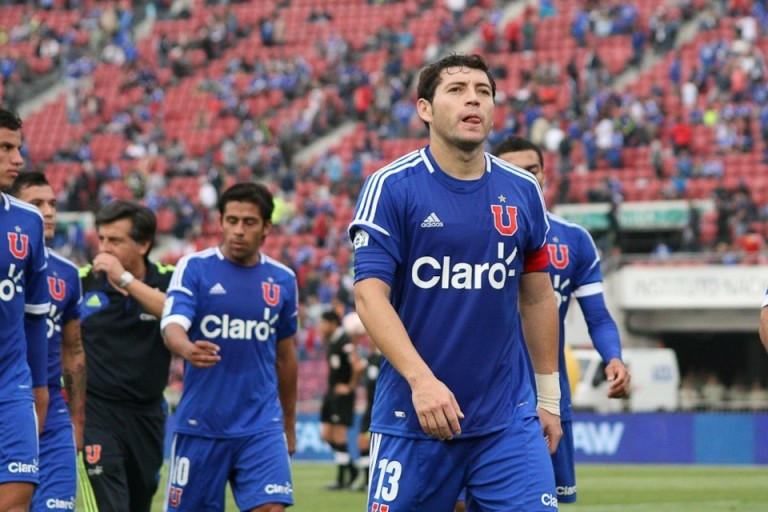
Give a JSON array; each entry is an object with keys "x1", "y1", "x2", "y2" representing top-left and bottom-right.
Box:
[
  {"x1": 545, "y1": 213, "x2": 622, "y2": 421},
  {"x1": 161, "y1": 247, "x2": 298, "y2": 438},
  {"x1": 349, "y1": 146, "x2": 550, "y2": 439},
  {"x1": 0, "y1": 193, "x2": 50, "y2": 400},
  {"x1": 40, "y1": 248, "x2": 82, "y2": 430}
]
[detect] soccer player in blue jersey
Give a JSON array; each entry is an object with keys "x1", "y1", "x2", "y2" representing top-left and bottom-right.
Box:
[
  {"x1": 161, "y1": 182, "x2": 298, "y2": 511},
  {"x1": 492, "y1": 136, "x2": 631, "y2": 504},
  {"x1": 10, "y1": 172, "x2": 91, "y2": 512},
  {"x1": 0, "y1": 108, "x2": 50, "y2": 511},
  {"x1": 349, "y1": 54, "x2": 562, "y2": 511}
]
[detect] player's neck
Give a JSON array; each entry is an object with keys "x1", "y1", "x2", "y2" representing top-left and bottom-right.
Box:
[{"x1": 429, "y1": 137, "x2": 486, "y2": 180}]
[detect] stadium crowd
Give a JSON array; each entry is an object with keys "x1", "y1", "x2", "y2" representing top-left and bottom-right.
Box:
[{"x1": 2, "y1": 0, "x2": 768, "y2": 406}]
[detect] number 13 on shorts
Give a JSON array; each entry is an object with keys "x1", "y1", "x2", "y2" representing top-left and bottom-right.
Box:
[{"x1": 372, "y1": 457, "x2": 401, "y2": 503}]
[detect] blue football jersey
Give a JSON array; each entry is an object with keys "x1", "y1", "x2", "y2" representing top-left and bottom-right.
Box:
[
  {"x1": 349, "y1": 147, "x2": 550, "y2": 439},
  {"x1": 0, "y1": 193, "x2": 50, "y2": 401},
  {"x1": 162, "y1": 247, "x2": 298, "y2": 437},
  {"x1": 546, "y1": 213, "x2": 621, "y2": 421},
  {"x1": 41, "y1": 248, "x2": 82, "y2": 429}
]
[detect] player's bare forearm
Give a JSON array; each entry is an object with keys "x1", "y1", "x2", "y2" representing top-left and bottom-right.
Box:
[
  {"x1": 163, "y1": 323, "x2": 220, "y2": 368},
  {"x1": 760, "y1": 307, "x2": 768, "y2": 353},
  {"x1": 163, "y1": 322, "x2": 194, "y2": 357},
  {"x1": 61, "y1": 319, "x2": 86, "y2": 451},
  {"x1": 33, "y1": 386, "x2": 49, "y2": 434},
  {"x1": 354, "y1": 278, "x2": 434, "y2": 387},
  {"x1": 276, "y1": 336, "x2": 298, "y2": 455},
  {"x1": 354, "y1": 278, "x2": 464, "y2": 440},
  {"x1": 520, "y1": 272, "x2": 559, "y2": 374}
]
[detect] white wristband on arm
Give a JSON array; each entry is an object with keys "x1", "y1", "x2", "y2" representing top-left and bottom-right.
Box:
[{"x1": 535, "y1": 372, "x2": 561, "y2": 416}]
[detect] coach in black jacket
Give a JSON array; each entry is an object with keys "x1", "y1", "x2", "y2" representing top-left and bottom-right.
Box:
[{"x1": 80, "y1": 200, "x2": 173, "y2": 512}]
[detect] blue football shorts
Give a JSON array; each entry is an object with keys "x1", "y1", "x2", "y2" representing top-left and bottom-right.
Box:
[
  {"x1": 32, "y1": 414, "x2": 77, "y2": 511},
  {"x1": 552, "y1": 420, "x2": 576, "y2": 503},
  {"x1": 367, "y1": 416, "x2": 558, "y2": 511},
  {"x1": 165, "y1": 430, "x2": 293, "y2": 511},
  {"x1": 0, "y1": 398, "x2": 40, "y2": 485}
]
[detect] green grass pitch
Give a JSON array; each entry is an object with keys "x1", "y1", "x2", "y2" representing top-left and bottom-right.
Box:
[{"x1": 77, "y1": 463, "x2": 768, "y2": 510}]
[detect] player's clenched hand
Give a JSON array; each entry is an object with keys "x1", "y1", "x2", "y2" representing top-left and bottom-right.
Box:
[
  {"x1": 184, "y1": 340, "x2": 222, "y2": 368},
  {"x1": 538, "y1": 408, "x2": 562, "y2": 454},
  {"x1": 605, "y1": 358, "x2": 631, "y2": 399},
  {"x1": 411, "y1": 376, "x2": 464, "y2": 441}
]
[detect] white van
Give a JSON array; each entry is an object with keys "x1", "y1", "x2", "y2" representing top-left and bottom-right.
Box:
[{"x1": 571, "y1": 347, "x2": 680, "y2": 413}]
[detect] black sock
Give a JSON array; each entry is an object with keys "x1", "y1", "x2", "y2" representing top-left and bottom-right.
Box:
[{"x1": 333, "y1": 443, "x2": 350, "y2": 485}]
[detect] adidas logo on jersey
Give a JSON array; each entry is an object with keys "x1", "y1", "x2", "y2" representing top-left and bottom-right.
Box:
[
  {"x1": 209, "y1": 283, "x2": 227, "y2": 295},
  {"x1": 420, "y1": 212, "x2": 444, "y2": 228}
]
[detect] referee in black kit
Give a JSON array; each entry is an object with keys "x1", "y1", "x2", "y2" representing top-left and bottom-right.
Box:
[{"x1": 79, "y1": 200, "x2": 174, "y2": 512}]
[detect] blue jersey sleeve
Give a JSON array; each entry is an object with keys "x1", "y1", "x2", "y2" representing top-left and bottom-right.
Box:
[
  {"x1": 570, "y1": 225, "x2": 603, "y2": 289},
  {"x1": 570, "y1": 225, "x2": 622, "y2": 362},
  {"x1": 577, "y1": 292, "x2": 622, "y2": 363},
  {"x1": 349, "y1": 168, "x2": 405, "y2": 285},
  {"x1": 24, "y1": 313, "x2": 48, "y2": 387},
  {"x1": 351, "y1": 232, "x2": 398, "y2": 286},
  {"x1": 61, "y1": 265, "x2": 83, "y2": 324},
  {"x1": 25, "y1": 220, "x2": 49, "y2": 386},
  {"x1": 274, "y1": 277, "x2": 298, "y2": 340},
  {"x1": 25, "y1": 220, "x2": 49, "y2": 314},
  {"x1": 161, "y1": 257, "x2": 199, "y2": 332}
]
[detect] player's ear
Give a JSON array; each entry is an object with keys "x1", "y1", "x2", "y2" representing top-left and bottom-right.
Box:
[
  {"x1": 416, "y1": 98, "x2": 433, "y2": 125},
  {"x1": 137, "y1": 239, "x2": 152, "y2": 258}
]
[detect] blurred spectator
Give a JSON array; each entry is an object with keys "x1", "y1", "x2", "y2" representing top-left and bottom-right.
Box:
[
  {"x1": 679, "y1": 373, "x2": 702, "y2": 411},
  {"x1": 700, "y1": 372, "x2": 727, "y2": 408},
  {"x1": 747, "y1": 381, "x2": 768, "y2": 411}
]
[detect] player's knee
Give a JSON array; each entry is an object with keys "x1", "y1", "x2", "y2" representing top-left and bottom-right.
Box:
[
  {"x1": 0, "y1": 482, "x2": 35, "y2": 512},
  {"x1": 454, "y1": 500, "x2": 466, "y2": 512}
]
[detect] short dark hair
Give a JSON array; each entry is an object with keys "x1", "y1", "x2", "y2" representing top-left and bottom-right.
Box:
[
  {"x1": 8, "y1": 171, "x2": 49, "y2": 197},
  {"x1": 95, "y1": 200, "x2": 157, "y2": 254},
  {"x1": 416, "y1": 53, "x2": 496, "y2": 104},
  {"x1": 218, "y1": 182, "x2": 274, "y2": 223},
  {"x1": 0, "y1": 107, "x2": 22, "y2": 131},
  {"x1": 321, "y1": 310, "x2": 341, "y2": 326},
  {"x1": 491, "y1": 136, "x2": 544, "y2": 169}
]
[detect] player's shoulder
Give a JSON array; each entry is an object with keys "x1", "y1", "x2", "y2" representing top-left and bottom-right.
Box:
[
  {"x1": 366, "y1": 149, "x2": 427, "y2": 188},
  {"x1": 3, "y1": 193, "x2": 44, "y2": 224},
  {"x1": 175, "y1": 247, "x2": 219, "y2": 268},
  {"x1": 46, "y1": 248, "x2": 80, "y2": 276},
  {"x1": 488, "y1": 154, "x2": 541, "y2": 189},
  {"x1": 261, "y1": 252, "x2": 296, "y2": 280}
]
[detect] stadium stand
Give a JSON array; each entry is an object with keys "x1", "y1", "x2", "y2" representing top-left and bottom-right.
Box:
[{"x1": 3, "y1": 0, "x2": 767, "y2": 408}]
